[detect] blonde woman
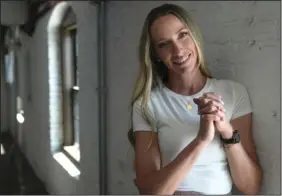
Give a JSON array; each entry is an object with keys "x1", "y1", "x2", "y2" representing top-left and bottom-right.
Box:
[{"x1": 128, "y1": 4, "x2": 262, "y2": 195}]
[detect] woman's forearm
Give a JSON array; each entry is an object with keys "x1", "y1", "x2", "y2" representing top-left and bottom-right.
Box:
[
  {"x1": 136, "y1": 138, "x2": 209, "y2": 195},
  {"x1": 224, "y1": 143, "x2": 262, "y2": 194}
]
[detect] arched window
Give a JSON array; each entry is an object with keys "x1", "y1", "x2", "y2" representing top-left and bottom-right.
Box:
[
  {"x1": 47, "y1": 1, "x2": 80, "y2": 170},
  {"x1": 61, "y1": 10, "x2": 80, "y2": 163},
  {"x1": 4, "y1": 28, "x2": 15, "y2": 85}
]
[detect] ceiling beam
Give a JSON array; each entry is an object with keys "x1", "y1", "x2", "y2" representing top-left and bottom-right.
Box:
[{"x1": 20, "y1": 0, "x2": 63, "y2": 36}]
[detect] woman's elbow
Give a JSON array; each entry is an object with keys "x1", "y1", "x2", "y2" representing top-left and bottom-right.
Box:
[
  {"x1": 241, "y1": 185, "x2": 260, "y2": 195},
  {"x1": 241, "y1": 186, "x2": 260, "y2": 195},
  {"x1": 135, "y1": 178, "x2": 152, "y2": 194},
  {"x1": 135, "y1": 178, "x2": 167, "y2": 195},
  {"x1": 241, "y1": 169, "x2": 263, "y2": 194}
]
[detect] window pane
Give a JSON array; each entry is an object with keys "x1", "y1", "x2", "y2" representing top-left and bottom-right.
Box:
[
  {"x1": 73, "y1": 90, "x2": 79, "y2": 145},
  {"x1": 70, "y1": 28, "x2": 79, "y2": 147},
  {"x1": 4, "y1": 51, "x2": 15, "y2": 84},
  {"x1": 71, "y1": 29, "x2": 79, "y2": 87}
]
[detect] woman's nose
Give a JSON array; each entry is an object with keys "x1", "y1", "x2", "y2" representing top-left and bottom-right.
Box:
[{"x1": 171, "y1": 41, "x2": 183, "y2": 57}]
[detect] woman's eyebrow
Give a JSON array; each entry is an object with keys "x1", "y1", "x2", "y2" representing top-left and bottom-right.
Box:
[
  {"x1": 176, "y1": 27, "x2": 188, "y2": 34},
  {"x1": 156, "y1": 27, "x2": 188, "y2": 44}
]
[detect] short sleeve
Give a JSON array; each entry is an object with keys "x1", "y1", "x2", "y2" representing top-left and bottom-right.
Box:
[
  {"x1": 231, "y1": 82, "x2": 252, "y2": 120},
  {"x1": 132, "y1": 100, "x2": 157, "y2": 132}
]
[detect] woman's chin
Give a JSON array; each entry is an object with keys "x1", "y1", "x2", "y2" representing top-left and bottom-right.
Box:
[
  {"x1": 173, "y1": 63, "x2": 197, "y2": 74},
  {"x1": 176, "y1": 62, "x2": 192, "y2": 70}
]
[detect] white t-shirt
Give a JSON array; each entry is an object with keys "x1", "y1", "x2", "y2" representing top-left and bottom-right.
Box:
[{"x1": 132, "y1": 77, "x2": 252, "y2": 195}]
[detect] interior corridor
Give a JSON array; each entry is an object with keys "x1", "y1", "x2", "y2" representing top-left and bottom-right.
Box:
[
  {"x1": 0, "y1": 0, "x2": 281, "y2": 195},
  {"x1": 0, "y1": 132, "x2": 48, "y2": 194}
]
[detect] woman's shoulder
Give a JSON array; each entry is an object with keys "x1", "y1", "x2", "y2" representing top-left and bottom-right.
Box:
[
  {"x1": 132, "y1": 88, "x2": 161, "y2": 106},
  {"x1": 210, "y1": 78, "x2": 248, "y2": 92},
  {"x1": 210, "y1": 78, "x2": 250, "y2": 107}
]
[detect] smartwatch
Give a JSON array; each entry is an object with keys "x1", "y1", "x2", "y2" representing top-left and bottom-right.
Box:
[{"x1": 220, "y1": 130, "x2": 240, "y2": 144}]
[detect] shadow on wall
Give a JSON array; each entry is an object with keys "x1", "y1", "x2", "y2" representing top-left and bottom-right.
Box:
[{"x1": 1, "y1": 1, "x2": 280, "y2": 195}]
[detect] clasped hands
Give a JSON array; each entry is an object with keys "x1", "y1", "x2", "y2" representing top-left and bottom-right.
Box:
[{"x1": 193, "y1": 92, "x2": 233, "y2": 139}]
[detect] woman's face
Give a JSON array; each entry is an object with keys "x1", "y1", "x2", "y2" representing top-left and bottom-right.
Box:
[{"x1": 150, "y1": 14, "x2": 199, "y2": 75}]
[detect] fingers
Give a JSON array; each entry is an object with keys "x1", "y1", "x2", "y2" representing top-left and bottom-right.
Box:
[
  {"x1": 193, "y1": 98, "x2": 201, "y2": 105},
  {"x1": 198, "y1": 96, "x2": 224, "y2": 107},
  {"x1": 199, "y1": 100, "x2": 225, "y2": 114},
  {"x1": 203, "y1": 92, "x2": 223, "y2": 104},
  {"x1": 201, "y1": 114, "x2": 221, "y2": 121},
  {"x1": 201, "y1": 110, "x2": 225, "y2": 121},
  {"x1": 193, "y1": 92, "x2": 225, "y2": 114},
  {"x1": 195, "y1": 92, "x2": 226, "y2": 121},
  {"x1": 194, "y1": 98, "x2": 223, "y2": 109}
]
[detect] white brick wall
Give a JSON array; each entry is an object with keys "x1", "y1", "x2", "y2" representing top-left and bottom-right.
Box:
[
  {"x1": 15, "y1": 1, "x2": 100, "y2": 194},
  {"x1": 10, "y1": 1, "x2": 280, "y2": 195},
  {"x1": 106, "y1": 1, "x2": 280, "y2": 194}
]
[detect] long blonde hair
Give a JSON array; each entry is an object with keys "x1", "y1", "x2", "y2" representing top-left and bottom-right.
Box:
[{"x1": 128, "y1": 4, "x2": 212, "y2": 148}]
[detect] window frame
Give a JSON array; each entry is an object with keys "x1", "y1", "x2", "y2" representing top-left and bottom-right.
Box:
[
  {"x1": 61, "y1": 23, "x2": 80, "y2": 164},
  {"x1": 47, "y1": 2, "x2": 81, "y2": 178}
]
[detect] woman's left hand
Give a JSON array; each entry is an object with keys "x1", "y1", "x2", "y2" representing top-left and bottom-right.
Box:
[{"x1": 193, "y1": 92, "x2": 234, "y2": 139}]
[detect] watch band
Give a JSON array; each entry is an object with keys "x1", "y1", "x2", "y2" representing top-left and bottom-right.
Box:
[{"x1": 220, "y1": 130, "x2": 240, "y2": 144}]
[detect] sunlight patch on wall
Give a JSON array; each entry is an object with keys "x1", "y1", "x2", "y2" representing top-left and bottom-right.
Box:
[
  {"x1": 0, "y1": 144, "x2": 5, "y2": 155},
  {"x1": 53, "y1": 152, "x2": 80, "y2": 179},
  {"x1": 63, "y1": 143, "x2": 80, "y2": 162},
  {"x1": 16, "y1": 110, "x2": 25, "y2": 124}
]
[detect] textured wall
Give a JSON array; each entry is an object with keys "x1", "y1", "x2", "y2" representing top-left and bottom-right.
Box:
[
  {"x1": 106, "y1": 1, "x2": 280, "y2": 194},
  {"x1": 15, "y1": 1, "x2": 100, "y2": 194},
  {"x1": 0, "y1": 54, "x2": 9, "y2": 132},
  {"x1": 11, "y1": 1, "x2": 280, "y2": 195}
]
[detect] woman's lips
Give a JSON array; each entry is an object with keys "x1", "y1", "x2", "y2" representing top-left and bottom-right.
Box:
[{"x1": 172, "y1": 54, "x2": 191, "y2": 65}]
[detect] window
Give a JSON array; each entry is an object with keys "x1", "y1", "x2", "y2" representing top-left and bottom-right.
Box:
[
  {"x1": 47, "y1": 2, "x2": 80, "y2": 178},
  {"x1": 4, "y1": 50, "x2": 15, "y2": 84},
  {"x1": 62, "y1": 23, "x2": 80, "y2": 163}
]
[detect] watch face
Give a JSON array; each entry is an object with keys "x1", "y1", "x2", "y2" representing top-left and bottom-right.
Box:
[
  {"x1": 221, "y1": 130, "x2": 240, "y2": 144},
  {"x1": 234, "y1": 131, "x2": 240, "y2": 143}
]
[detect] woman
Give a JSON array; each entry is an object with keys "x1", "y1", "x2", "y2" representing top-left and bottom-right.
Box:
[{"x1": 128, "y1": 3, "x2": 262, "y2": 195}]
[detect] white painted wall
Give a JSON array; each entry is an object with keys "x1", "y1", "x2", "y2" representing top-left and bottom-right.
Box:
[
  {"x1": 0, "y1": 0, "x2": 28, "y2": 134},
  {"x1": 12, "y1": 1, "x2": 100, "y2": 194},
  {"x1": 0, "y1": 56, "x2": 8, "y2": 132},
  {"x1": 16, "y1": 32, "x2": 31, "y2": 148},
  {"x1": 106, "y1": 1, "x2": 280, "y2": 195},
  {"x1": 8, "y1": 1, "x2": 280, "y2": 195},
  {"x1": 1, "y1": 50, "x2": 17, "y2": 137},
  {"x1": 1, "y1": 1, "x2": 28, "y2": 25}
]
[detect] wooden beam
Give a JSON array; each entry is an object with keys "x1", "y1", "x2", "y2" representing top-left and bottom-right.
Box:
[{"x1": 20, "y1": 1, "x2": 63, "y2": 36}]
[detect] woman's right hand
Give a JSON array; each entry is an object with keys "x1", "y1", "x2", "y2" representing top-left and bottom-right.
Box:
[
  {"x1": 197, "y1": 117, "x2": 215, "y2": 143},
  {"x1": 193, "y1": 98, "x2": 215, "y2": 143}
]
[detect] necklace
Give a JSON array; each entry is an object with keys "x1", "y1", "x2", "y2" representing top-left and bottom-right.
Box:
[{"x1": 186, "y1": 101, "x2": 193, "y2": 110}]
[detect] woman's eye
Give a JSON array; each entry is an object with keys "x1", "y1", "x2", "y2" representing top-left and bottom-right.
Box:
[
  {"x1": 158, "y1": 42, "x2": 169, "y2": 48},
  {"x1": 179, "y1": 32, "x2": 188, "y2": 39}
]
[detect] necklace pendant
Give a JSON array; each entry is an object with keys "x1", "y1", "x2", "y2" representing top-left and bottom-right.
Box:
[{"x1": 186, "y1": 103, "x2": 193, "y2": 110}]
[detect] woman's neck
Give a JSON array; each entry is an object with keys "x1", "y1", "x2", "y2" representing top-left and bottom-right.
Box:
[{"x1": 167, "y1": 69, "x2": 207, "y2": 96}]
